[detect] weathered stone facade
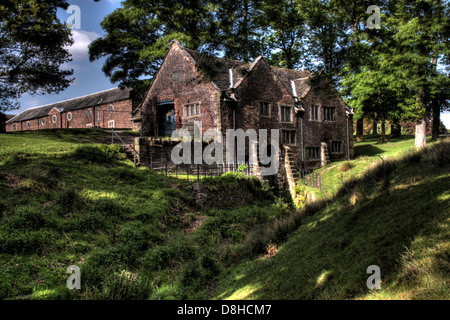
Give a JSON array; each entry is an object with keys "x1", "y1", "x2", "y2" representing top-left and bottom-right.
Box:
[
  {"x1": 6, "y1": 88, "x2": 139, "y2": 132},
  {"x1": 140, "y1": 41, "x2": 354, "y2": 173}
]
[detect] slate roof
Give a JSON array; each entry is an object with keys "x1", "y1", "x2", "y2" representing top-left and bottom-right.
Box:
[
  {"x1": 179, "y1": 44, "x2": 312, "y2": 97},
  {"x1": 7, "y1": 87, "x2": 133, "y2": 123}
]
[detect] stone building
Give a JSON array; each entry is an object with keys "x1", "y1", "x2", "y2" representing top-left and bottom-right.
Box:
[
  {"x1": 138, "y1": 41, "x2": 354, "y2": 171},
  {"x1": 5, "y1": 87, "x2": 139, "y2": 132}
]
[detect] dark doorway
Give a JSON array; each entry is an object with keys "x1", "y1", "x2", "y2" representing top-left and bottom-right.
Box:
[{"x1": 157, "y1": 100, "x2": 175, "y2": 136}]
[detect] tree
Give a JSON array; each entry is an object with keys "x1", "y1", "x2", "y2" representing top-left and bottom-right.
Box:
[
  {"x1": 386, "y1": 0, "x2": 450, "y2": 148},
  {"x1": 212, "y1": 0, "x2": 264, "y2": 62},
  {"x1": 0, "y1": 0, "x2": 74, "y2": 112},
  {"x1": 89, "y1": 0, "x2": 217, "y2": 97},
  {"x1": 256, "y1": 0, "x2": 306, "y2": 70}
]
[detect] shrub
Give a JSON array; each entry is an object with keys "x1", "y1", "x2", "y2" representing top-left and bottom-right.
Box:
[
  {"x1": 71, "y1": 144, "x2": 125, "y2": 164},
  {"x1": 0, "y1": 230, "x2": 53, "y2": 254},
  {"x1": 6, "y1": 206, "x2": 47, "y2": 231},
  {"x1": 178, "y1": 252, "x2": 219, "y2": 295},
  {"x1": 339, "y1": 161, "x2": 354, "y2": 172},
  {"x1": 84, "y1": 271, "x2": 152, "y2": 300},
  {"x1": 56, "y1": 187, "x2": 81, "y2": 214},
  {"x1": 112, "y1": 167, "x2": 145, "y2": 182},
  {"x1": 144, "y1": 235, "x2": 195, "y2": 271},
  {"x1": 428, "y1": 141, "x2": 450, "y2": 168}
]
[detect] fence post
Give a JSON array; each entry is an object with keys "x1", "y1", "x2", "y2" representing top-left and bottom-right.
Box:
[{"x1": 318, "y1": 172, "x2": 321, "y2": 190}]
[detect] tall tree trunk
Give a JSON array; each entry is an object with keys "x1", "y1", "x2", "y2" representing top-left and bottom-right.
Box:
[
  {"x1": 415, "y1": 90, "x2": 427, "y2": 149},
  {"x1": 391, "y1": 119, "x2": 401, "y2": 137},
  {"x1": 432, "y1": 103, "x2": 441, "y2": 140},
  {"x1": 380, "y1": 118, "x2": 387, "y2": 143},
  {"x1": 431, "y1": 56, "x2": 440, "y2": 140},
  {"x1": 372, "y1": 118, "x2": 378, "y2": 135},
  {"x1": 243, "y1": 0, "x2": 249, "y2": 63},
  {"x1": 356, "y1": 118, "x2": 364, "y2": 141}
]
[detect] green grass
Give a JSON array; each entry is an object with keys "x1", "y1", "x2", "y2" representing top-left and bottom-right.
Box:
[
  {"x1": 210, "y1": 136, "x2": 450, "y2": 300},
  {"x1": 0, "y1": 129, "x2": 281, "y2": 300},
  {"x1": 1, "y1": 130, "x2": 448, "y2": 300},
  {"x1": 315, "y1": 135, "x2": 424, "y2": 198}
]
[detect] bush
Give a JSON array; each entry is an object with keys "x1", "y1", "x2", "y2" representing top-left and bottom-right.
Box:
[
  {"x1": 6, "y1": 206, "x2": 47, "y2": 231},
  {"x1": 71, "y1": 144, "x2": 125, "y2": 164},
  {"x1": 88, "y1": 198, "x2": 128, "y2": 218},
  {"x1": 144, "y1": 235, "x2": 195, "y2": 271},
  {"x1": 339, "y1": 161, "x2": 354, "y2": 172},
  {"x1": 428, "y1": 141, "x2": 450, "y2": 168},
  {"x1": 56, "y1": 187, "x2": 81, "y2": 214},
  {"x1": 84, "y1": 271, "x2": 152, "y2": 300},
  {"x1": 178, "y1": 252, "x2": 219, "y2": 295},
  {"x1": 0, "y1": 230, "x2": 53, "y2": 254}
]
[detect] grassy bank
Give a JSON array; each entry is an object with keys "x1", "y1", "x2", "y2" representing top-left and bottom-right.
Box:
[
  {"x1": 0, "y1": 130, "x2": 448, "y2": 300},
  {"x1": 211, "y1": 137, "x2": 450, "y2": 300},
  {"x1": 0, "y1": 129, "x2": 286, "y2": 300}
]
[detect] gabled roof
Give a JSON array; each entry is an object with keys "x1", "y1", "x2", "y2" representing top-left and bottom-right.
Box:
[
  {"x1": 177, "y1": 42, "x2": 312, "y2": 97},
  {"x1": 270, "y1": 67, "x2": 311, "y2": 98},
  {"x1": 179, "y1": 45, "x2": 248, "y2": 91},
  {"x1": 7, "y1": 87, "x2": 133, "y2": 123}
]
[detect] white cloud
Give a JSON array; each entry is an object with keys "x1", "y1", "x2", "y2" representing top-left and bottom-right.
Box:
[{"x1": 65, "y1": 30, "x2": 101, "y2": 62}]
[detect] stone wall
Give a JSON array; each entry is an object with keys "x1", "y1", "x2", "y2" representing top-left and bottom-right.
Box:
[
  {"x1": 140, "y1": 44, "x2": 221, "y2": 137},
  {"x1": 6, "y1": 98, "x2": 135, "y2": 131}
]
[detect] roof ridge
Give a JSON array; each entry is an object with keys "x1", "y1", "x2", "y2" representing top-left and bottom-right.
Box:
[{"x1": 25, "y1": 87, "x2": 129, "y2": 110}]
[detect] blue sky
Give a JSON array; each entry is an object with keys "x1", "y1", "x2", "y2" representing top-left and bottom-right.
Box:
[
  {"x1": 11, "y1": 0, "x2": 450, "y2": 129},
  {"x1": 16, "y1": 0, "x2": 123, "y2": 112}
]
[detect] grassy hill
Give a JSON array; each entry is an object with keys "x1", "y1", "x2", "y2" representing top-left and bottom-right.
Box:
[
  {"x1": 0, "y1": 129, "x2": 284, "y2": 300},
  {"x1": 0, "y1": 129, "x2": 448, "y2": 300},
  {"x1": 211, "y1": 136, "x2": 450, "y2": 300}
]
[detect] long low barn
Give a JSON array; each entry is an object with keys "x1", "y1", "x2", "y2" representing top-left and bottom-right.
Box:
[{"x1": 6, "y1": 87, "x2": 141, "y2": 132}]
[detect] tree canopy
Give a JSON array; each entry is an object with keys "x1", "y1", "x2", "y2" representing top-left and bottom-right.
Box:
[
  {"x1": 89, "y1": 0, "x2": 449, "y2": 147},
  {"x1": 0, "y1": 0, "x2": 74, "y2": 112}
]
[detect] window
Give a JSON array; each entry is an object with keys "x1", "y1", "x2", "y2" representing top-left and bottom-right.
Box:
[
  {"x1": 108, "y1": 120, "x2": 115, "y2": 128},
  {"x1": 52, "y1": 115, "x2": 57, "y2": 123},
  {"x1": 311, "y1": 105, "x2": 319, "y2": 120},
  {"x1": 331, "y1": 141, "x2": 342, "y2": 153},
  {"x1": 108, "y1": 105, "x2": 114, "y2": 113},
  {"x1": 281, "y1": 130, "x2": 296, "y2": 145},
  {"x1": 26, "y1": 121, "x2": 30, "y2": 128},
  {"x1": 323, "y1": 106, "x2": 335, "y2": 121},
  {"x1": 87, "y1": 109, "x2": 92, "y2": 118},
  {"x1": 259, "y1": 102, "x2": 270, "y2": 116},
  {"x1": 280, "y1": 105, "x2": 293, "y2": 122},
  {"x1": 67, "y1": 113, "x2": 72, "y2": 121},
  {"x1": 86, "y1": 123, "x2": 92, "y2": 128},
  {"x1": 305, "y1": 147, "x2": 320, "y2": 160},
  {"x1": 185, "y1": 103, "x2": 200, "y2": 117},
  {"x1": 13, "y1": 124, "x2": 16, "y2": 130},
  {"x1": 41, "y1": 118, "x2": 45, "y2": 125}
]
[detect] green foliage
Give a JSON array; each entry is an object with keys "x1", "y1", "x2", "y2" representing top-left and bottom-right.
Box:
[
  {"x1": 0, "y1": 0, "x2": 74, "y2": 111},
  {"x1": 144, "y1": 235, "x2": 195, "y2": 271},
  {"x1": 71, "y1": 144, "x2": 125, "y2": 164},
  {"x1": 178, "y1": 251, "x2": 220, "y2": 297}
]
